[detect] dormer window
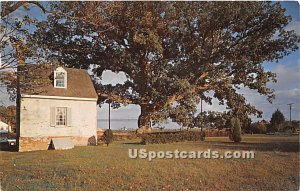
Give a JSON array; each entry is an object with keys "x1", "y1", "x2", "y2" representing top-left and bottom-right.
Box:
[{"x1": 54, "y1": 67, "x2": 67, "y2": 88}]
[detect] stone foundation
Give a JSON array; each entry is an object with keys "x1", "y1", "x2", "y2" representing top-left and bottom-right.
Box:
[{"x1": 18, "y1": 135, "x2": 97, "y2": 152}]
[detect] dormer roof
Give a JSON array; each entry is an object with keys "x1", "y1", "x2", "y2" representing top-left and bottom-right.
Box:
[{"x1": 18, "y1": 64, "x2": 98, "y2": 99}]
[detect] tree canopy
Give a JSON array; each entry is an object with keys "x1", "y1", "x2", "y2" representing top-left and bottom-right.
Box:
[
  {"x1": 269, "y1": 109, "x2": 285, "y2": 132},
  {"x1": 21, "y1": 2, "x2": 300, "y2": 131},
  {"x1": 194, "y1": 111, "x2": 230, "y2": 130}
]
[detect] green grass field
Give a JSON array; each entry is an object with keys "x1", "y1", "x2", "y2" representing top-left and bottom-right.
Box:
[{"x1": 0, "y1": 135, "x2": 299, "y2": 191}]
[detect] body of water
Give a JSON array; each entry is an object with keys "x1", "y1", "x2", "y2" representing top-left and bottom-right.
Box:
[{"x1": 97, "y1": 119, "x2": 181, "y2": 130}]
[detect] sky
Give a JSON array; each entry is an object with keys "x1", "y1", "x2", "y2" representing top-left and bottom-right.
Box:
[{"x1": 0, "y1": 1, "x2": 299, "y2": 128}]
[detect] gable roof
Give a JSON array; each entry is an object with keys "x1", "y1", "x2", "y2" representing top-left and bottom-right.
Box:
[{"x1": 19, "y1": 64, "x2": 98, "y2": 99}]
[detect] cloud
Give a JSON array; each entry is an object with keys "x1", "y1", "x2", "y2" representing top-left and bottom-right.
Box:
[
  {"x1": 285, "y1": 20, "x2": 300, "y2": 35},
  {"x1": 101, "y1": 70, "x2": 127, "y2": 85},
  {"x1": 98, "y1": 104, "x2": 140, "y2": 120},
  {"x1": 268, "y1": 64, "x2": 300, "y2": 90},
  {"x1": 277, "y1": 88, "x2": 300, "y2": 98},
  {"x1": 239, "y1": 64, "x2": 300, "y2": 121}
]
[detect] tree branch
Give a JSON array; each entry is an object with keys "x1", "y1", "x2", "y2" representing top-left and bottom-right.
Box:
[{"x1": 1, "y1": 1, "x2": 46, "y2": 18}]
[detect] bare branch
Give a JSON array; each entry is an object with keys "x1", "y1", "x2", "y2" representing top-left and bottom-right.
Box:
[{"x1": 1, "y1": 1, "x2": 46, "y2": 18}]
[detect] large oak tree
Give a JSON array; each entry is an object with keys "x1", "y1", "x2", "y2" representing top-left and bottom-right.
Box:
[{"x1": 33, "y1": 2, "x2": 299, "y2": 131}]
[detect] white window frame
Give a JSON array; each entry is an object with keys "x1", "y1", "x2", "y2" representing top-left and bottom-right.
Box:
[
  {"x1": 50, "y1": 107, "x2": 72, "y2": 127},
  {"x1": 54, "y1": 67, "x2": 67, "y2": 88}
]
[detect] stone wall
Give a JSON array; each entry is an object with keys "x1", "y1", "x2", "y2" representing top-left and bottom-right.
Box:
[{"x1": 18, "y1": 136, "x2": 97, "y2": 152}]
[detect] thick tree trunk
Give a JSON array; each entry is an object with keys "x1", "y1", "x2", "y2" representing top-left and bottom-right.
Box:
[{"x1": 137, "y1": 104, "x2": 152, "y2": 134}]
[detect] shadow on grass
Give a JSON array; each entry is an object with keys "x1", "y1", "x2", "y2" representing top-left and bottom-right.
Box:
[
  {"x1": 0, "y1": 143, "x2": 18, "y2": 152},
  {"x1": 201, "y1": 141, "x2": 299, "y2": 152},
  {"x1": 123, "y1": 142, "x2": 142, "y2": 145},
  {"x1": 122, "y1": 138, "x2": 299, "y2": 152}
]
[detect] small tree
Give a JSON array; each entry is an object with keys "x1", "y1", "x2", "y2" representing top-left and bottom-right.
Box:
[
  {"x1": 103, "y1": 129, "x2": 113, "y2": 146},
  {"x1": 269, "y1": 109, "x2": 285, "y2": 132},
  {"x1": 229, "y1": 117, "x2": 242, "y2": 142}
]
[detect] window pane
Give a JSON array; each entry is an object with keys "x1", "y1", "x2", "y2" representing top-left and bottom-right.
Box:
[
  {"x1": 55, "y1": 107, "x2": 67, "y2": 126},
  {"x1": 56, "y1": 79, "x2": 64, "y2": 87},
  {"x1": 55, "y1": 72, "x2": 65, "y2": 87},
  {"x1": 56, "y1": 72, "x2": 65, "y2": 79}
]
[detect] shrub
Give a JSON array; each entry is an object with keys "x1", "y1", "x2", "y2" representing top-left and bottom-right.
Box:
[
  {"x1": 205, "y1": 129, "x2": 229, "y2": 137},
  {"x1": 229, "y1": 117, "x2": 242, "y2": 143},
  {"x1": 112, "y1": 132, "x2": 138, "y2": 141},
  {"x1": 103, "y1": 129, "x2": 113, "y2": 146},
  {"x1": 140, "y1": 131, "x2": 205, "y2": 145},
  {"x1": 251, "y1": 121, "x2": 267, "y2": 134}
]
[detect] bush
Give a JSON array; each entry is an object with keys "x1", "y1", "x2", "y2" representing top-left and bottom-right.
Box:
[
  {"x1": 251, "y1": 121, "x2": 267, "y2": 134},
  {"x1": 205, "y1": 129, "x2": 229, "y2": 137},
  {"x1": 103, "y1": 129, "x2": 113, "y2": 146},
  {"x1": 140, "y1": 131, "x2": 205, "y2": 145},
  {"x1": 229, "y1": 118, "x2": 242, "y2": 143},
  {"x1": 112, "y1": 132, "x2": 138, "y2": 141}
]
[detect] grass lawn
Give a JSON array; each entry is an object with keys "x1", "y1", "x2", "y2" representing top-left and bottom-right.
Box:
[{"x1": 0, "y1": 135, "x2": 299, "y2": 191}]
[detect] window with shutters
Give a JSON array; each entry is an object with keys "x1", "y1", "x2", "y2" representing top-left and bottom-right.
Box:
[
  {"x1": 56, "y1": 107, "x2": 67, "y2": 126},
  {"x1": 51, "y1": 107, "x2": 71, "y2": 127}
]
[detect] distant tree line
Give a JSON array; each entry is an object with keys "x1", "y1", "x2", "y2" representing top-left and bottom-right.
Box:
[{"x1": 192, "y1": 109, "x2": 298, "y2": 134}]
